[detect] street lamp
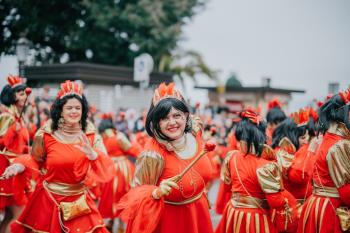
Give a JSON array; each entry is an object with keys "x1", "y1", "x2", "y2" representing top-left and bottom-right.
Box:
[{"x1": 16, "y1": 36, "x2": 30, "y2": 77}]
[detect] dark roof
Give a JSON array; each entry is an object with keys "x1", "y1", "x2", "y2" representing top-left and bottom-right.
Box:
[
  {"x1": 24, "y1": 62, "x2": 173, "y2": 87},
  {"x1": 195, "y1": 85, "x2": 305, "y2": 94}
]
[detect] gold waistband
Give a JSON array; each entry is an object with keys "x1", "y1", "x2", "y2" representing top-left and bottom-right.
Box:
[
  {"x1": 231, "y1": 193, "x2": 269, "y2": 209},
  {"x1": 164, "y1": 192, "x2": 203, "y2": 205},
  {"x1": 313, "y1": 183, "x2": 339, "y2": 198},
  {"x1": 43, "y1": 181, "x2": 86, "y2": 196}
]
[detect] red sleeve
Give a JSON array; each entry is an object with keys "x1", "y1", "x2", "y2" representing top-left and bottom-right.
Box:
[
  {"x1": 126, "y1": 142, "x2": 141, "y2": 157},
  {"x1": 85, "y1": 149, "x2": 116, "y2": 185},
  {"x1": 3, "y1": 122, "x2": 29, "y2": 154},
  {"x1": 116, "y1": 185, "x2": 164, "y2": 233},
  {"x1": 267, "y1": 190, "x2": 299, "y2": 233},
  {"x1": 338, "y1": 184, "x2": 350, "y2": 206}
]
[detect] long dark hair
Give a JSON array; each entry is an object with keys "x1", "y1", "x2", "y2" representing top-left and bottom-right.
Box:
[
  {"x1": 235, "y1": 118, "x2": 266, "y2": 156},
  {"x1": 318, "y1": 94, "x2": 350, "y2": 133},
  {"x1": 145, "y1": 98, "x2": 191, "y2": 141},
  {"x1": 50, "y1": 94, "x2": 89, "y2": 132},
  {"x1": 272, "y1": 118, "x2": 300, "y2": 149},
  {"x1": 0, "y1": 84, "x2": 26, "y2": 107}
]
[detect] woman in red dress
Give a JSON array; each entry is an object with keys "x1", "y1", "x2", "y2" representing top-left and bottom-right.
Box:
[
  {"x1": 0, "y1": 76, "x2": 31, "y2": 232},
  {"x1": 297, "y1": 90, "x2": 350, "y2": 233},
  {"x1": 2, "y1": 80, "x2": 115, "y2": 233},
  {"x1": 97, "y1": 114, "x2": 140, "y2": 232},
  {"x1": 117, "y1": 83, "x2": 214, "y2": 233},
  {"x1": 216, "y1": 109, "x2": 298, "y2": 233},
  {"x1": 266, "y1": 99, "x2": 287, "y2": 146}
]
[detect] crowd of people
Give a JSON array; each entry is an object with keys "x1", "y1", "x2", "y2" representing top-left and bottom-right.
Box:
[{"x1": 0, "y1": 75, "x2": 348, "y2": 233}]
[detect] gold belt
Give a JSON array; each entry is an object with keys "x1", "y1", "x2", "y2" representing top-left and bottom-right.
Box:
[
  {"x1": 231, "y1": 193, "x2": 269, "y2": 209},
  {"x1": 43, "y1": 181, "x2": 86, "y2": 196},
  {"x1": 164, "y1": 191, "x2": 203, "y2": 205},
  {"x1": 313, "y1": 183, "x2": 339, "y2": 198}
]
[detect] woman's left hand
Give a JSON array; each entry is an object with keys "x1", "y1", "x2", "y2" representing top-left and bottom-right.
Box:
[{"x1": 74, "y1": 133, "x2": 98, "y2": 160}]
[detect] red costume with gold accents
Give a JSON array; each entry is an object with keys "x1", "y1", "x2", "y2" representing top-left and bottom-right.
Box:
[
  {"x1": 11, "y1": 121, "x2": 115, "y2": 233},
  {"x1": 0, "y1": 105, "x2": 31, "y2": 208},
  {"x1": 98, "y1": 128, "x2": 140, "y2": 218},
  {"x1": 297, "y1": 122, "x2": 350, "y2": 233}
]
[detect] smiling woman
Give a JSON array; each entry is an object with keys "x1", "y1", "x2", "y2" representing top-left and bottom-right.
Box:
[
  {"x1": 116, "y1": 83, "x2": 214, "y2": 233},
  {"x1": 1, "y1": 80, "x2": 115, "y2": 233}
]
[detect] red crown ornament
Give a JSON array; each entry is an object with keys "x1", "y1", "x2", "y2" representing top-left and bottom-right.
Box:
[
  {"x1": 339, "y1": 88, "x2": 350, "y2": 106},
  {"x1": 152, "y1": 82, "x2": 183, "y2": 106},
  {"x1": 100, "y1": 112, "x2": 113, "y2": 120},
  {"x1": 240, "y1": 108, "x2": 261, "y2": 125},
  {"x1": 290, "y1": 108, "x2": 309, "y2": 126},
  {"x1": 267, "y1": 98, "x2": 282, "y2": 110},
  {"x1": 7, "y1": 75, "x2": 25, "y2": 88},
  {"x1": 56, "y1": 80, "x2": 83, "y2": 99}
]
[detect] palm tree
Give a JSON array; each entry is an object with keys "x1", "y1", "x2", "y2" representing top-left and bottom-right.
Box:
[{"x1": 158, "y1": 50, "x2": 217, "y2": 96}]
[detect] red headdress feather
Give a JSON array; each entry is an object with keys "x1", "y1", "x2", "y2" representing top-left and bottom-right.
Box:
[
  {"x1": 267, "y1": 98, "x2": 282, "y2": 110},
  {"x1": 290, "y1": 108, "x2": 309, "y2": 126},
  {"x1": 240, "y1": 108, "x2": 261, "y2": 125},
  {"x1": 100, "y1": 112, "x2": 113, "y2": 120},
  {"x1": 152, "y1": 82, "x2": 183, "y2": 106},
  {"x1": 7, "y1": 75, "x2": 25, "y2": 88},
  {"x1": 57, "y1": 80, "x2": 83, "y2": 99},
  {"x1": 339, "y1": 89, "x2": 350, "y2": 105}
]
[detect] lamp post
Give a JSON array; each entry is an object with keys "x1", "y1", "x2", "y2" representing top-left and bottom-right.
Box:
[{"x1": 16, "y1": 36, "x2": 30, "y2": 77}]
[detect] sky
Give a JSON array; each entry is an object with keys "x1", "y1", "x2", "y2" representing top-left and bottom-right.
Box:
[
  {"x1": 1, "y1": 0, "x2": 350, "y2": 111},
  {"x1": 179, "y1": 0, "x2": 350, "y2": 110}
]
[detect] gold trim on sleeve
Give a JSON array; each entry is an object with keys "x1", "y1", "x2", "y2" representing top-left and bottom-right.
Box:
[
  {"x1": 133, "y1": 150, "x2": 164, "y2": 186},
  {"x1": 256, "y1": 162, "x2": 283, "y2": 193},
  {"x1": 326, "y1": 139, "x2": 350, "y2": 188}
]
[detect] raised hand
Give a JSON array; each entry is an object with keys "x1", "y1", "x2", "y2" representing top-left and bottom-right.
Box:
[
  {"x1": 152, "y1": 178, "x2": 179, "y2": 199},
  {"x1": 74, "y1": 133, "x2": 98, "y2": 160},
  {"x1": 0, "y1": 163, "x2": 25, "y2": 179}
]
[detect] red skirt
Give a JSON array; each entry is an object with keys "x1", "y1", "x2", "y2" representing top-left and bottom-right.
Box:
[
  {"x1": 98, "y1": 156, "x2": 134, "y2": 218},
  {"x1": 11, "y1": 183, "x2": 109, "y2": 233},
  {"x1": 297, "y1": 195, "x2": 342, "y2": 233},
  {"x1": 216, "y1": 201, "x2": 277, "y2": 233},
  {"x1": 153, "y1": 195, "x2": 213, "y2": 233}
]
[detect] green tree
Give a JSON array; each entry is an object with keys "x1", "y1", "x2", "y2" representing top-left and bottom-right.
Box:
[
  {"x1": 158, "y1": 50, "x2": 217, "y2": 95},
  {"x1": 0, "y1": 0, "x2": 205, "y2": 67}
]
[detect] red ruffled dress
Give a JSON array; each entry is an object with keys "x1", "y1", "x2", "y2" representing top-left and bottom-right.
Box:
[
  {"x1": 11, "y1": 121, "x2": 115, "y2": 233},
  {"x1": 117, "y1": 130, "x2": 214, "y2": 233},
  {"x1": 0, "y1": 105, "x2": 32, "y2": 209}
]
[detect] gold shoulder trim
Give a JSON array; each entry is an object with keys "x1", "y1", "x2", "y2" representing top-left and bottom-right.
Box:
[
  {"x1": 256, "y1": 162, "x2": 283, "y2": 193},
  {"x1": 116, "y1": 132, "x2": 132, "y2": 151},
  {"x1": 276, "y1": 149, "x2": 295, "y2": 175},
  {"x1": 133, "y1": 150, "x2": 164, "y2": 186},
  {"x1": 0, "y1": 113, "x2": 15, "y2": 136},
  {"x1": 328, "y1": 122, "x2": 350, "y2": 140},
  {"x1": 326, "y1": 139, "x2": 350, "y2": 188},
  {"x1": 31, "y1": 128, "x2": 46, "y2": 162},
  {"x1": 279, "y1": 137, "x2": 296, "y2": 154},
  {"x1": 220, "y1": 150, "x2": 238, "y2": 184},
  {"x1": 261, "y1": 144, "x2": 276, "y2": 161}
]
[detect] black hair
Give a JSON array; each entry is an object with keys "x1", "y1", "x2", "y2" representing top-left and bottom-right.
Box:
[
  {"x1": 272, "y1": 118, "x2": 300, "y2": 149},
  {"x1": 235, "y1": 119, "x2": 267, "y2": 156},
  {"x1": 306, "y1": 117, "x2": 317, "y2": 138},
  {"x1": 318, "y1": 94, "x2": 350, "y2": 134},
  {"x1": 50, "y1": 94, "x2": 89, "y2": 132},
  {"x1": 0, "y1": 84, "x2": 26, "y2": 107},
  {"x1": 98, "y1": 118, "x2": 115, "y2": 134},
  {"x1": 145, "y1": 98, "x2": 191, "y2": 141},
  {"x1": 266, "y1": 107, "x2": 287, "y2": 125}
]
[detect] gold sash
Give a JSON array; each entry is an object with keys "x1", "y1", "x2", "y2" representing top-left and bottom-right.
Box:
[
  {"x1": 231, "y1": 193, "x2": 269, "y2": 209},
  {"x1": 43, "y1": 181, "x2": 91, "y2": 221}
]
